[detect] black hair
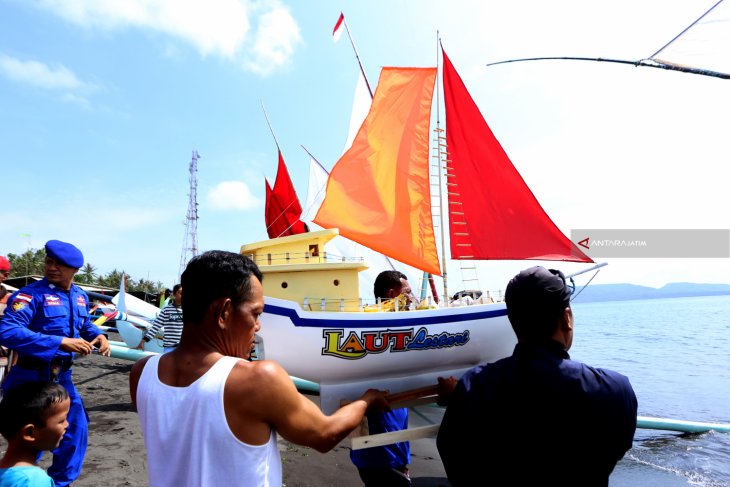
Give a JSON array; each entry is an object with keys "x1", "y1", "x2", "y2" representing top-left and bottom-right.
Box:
[
  {"x1": 373, "y1": 270, "x2": 408, "y2": 301},
  {"x1": 172, "y1": 284, "x2": 182, "y2": 294},
  {"x1": 504, "y1": 266, "x2": 571, "y2": 341},
  {"x1": 0, "y1": 382, "x2": 69, "y2": 439},
  {"x1": 180, "y1": 250, "x2": 263, "y2": 324}
]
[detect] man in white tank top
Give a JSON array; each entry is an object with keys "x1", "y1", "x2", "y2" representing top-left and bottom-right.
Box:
[{"x1": 129, "y1": 251, "x2": 389, "y2": 487}]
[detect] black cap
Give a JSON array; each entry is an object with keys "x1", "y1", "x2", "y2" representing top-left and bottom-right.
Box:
[
  {"x1": 505, "y1": 266, "x2": 572, "y2": 340},
  {"x1": 506, "y1": 266, "x2": 571, "y2": 312}
]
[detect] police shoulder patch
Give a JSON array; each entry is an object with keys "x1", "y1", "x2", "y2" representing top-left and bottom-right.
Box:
[{"x1": 11, "y1": 300, "x2": 28, "y2": 312}]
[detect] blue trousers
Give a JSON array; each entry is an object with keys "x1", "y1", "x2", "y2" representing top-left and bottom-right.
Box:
[{"x1": 2, "y1": 367, "x2": 88, "y2": 487}]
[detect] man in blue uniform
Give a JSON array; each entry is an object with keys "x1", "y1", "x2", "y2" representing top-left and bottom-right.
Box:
[
  {"x1": 0, "y1": 240, "x2": 110, "y2": 487},
  {"x1": 437, "y1": 266, "x2": 637, "y2": 486},
  {"x1": 350, "y1": 271, "x2": 413, "y2": 486}
]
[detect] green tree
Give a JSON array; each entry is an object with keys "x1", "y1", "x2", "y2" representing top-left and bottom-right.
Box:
[
  {"x1": 77, "y1": 263, "x2": 97, "y2": 284},
  {"x1": 97, "y1": 269, "x2": 125, "y2": 289},
  {"x1": 133, "y1": 278, "x2": 163, "y2": 293},
  {"x1": 3, "y1": 251, "x2": 167, "y2": 300},
  {"x1": 6, "y1": 249, "x2": 45, "y2": 277}
]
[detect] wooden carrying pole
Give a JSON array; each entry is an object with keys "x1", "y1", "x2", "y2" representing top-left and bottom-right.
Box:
[
  {"x1": 348, "y1": 385, "x2": 730, "y2": 450},
  {"x1": 350, "y1": 385, "x2": 439, "y2": 451}
]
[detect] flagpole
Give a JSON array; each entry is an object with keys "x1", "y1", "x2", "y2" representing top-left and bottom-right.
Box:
[
  {"x1": 342, "y1": 17, "x2": 374, "y2": 99},
  {"x1": 261, "y1": 100, "x2": 281, "y2": 151}
]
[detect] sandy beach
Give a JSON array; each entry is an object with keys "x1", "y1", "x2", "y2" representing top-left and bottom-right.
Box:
[{"x1": 1, "y1": 348, "x2": 452, "y2": 487}]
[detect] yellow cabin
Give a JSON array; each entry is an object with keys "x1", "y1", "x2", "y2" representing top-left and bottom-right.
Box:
[{"x1": 240, "y1": 228, "x2": 368, "y2": 312}]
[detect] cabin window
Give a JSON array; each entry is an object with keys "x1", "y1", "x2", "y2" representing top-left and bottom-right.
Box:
[
  {"x1": 281, "y1": 282, "x2": 288, "y2": 289},
  {"x1": 309, "y1": 244, "x2": 319, "y2": 257},
  {"x1": 333, "y1": 279, "x2": 340, "y2": 286}
]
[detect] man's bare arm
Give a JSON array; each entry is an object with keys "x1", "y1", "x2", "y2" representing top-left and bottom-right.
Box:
[{"x1": 239, "y1": 360, "x2": 387, "y2": 453}]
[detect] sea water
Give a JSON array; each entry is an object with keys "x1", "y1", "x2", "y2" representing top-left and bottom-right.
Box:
[{"x1": 569, "y1": 295, "x2": 730, "y2": 486}]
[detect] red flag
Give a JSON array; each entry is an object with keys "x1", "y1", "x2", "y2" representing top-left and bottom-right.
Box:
[
  {"x1": 332, "y1": 13, "x2": 344, "y2": 42},
  {"x1": 265, "y1": 151, "x2": 307, "y2": 239}
]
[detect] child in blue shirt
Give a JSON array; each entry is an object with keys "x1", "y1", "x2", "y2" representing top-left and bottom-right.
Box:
[{"x1": 0, "y1": 382, "x2": 70, "y2": 486}]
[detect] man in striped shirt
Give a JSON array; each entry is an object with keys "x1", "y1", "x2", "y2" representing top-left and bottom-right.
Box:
[{"x1": 138, "y1": 285, "x2": 183, "y2": 353}]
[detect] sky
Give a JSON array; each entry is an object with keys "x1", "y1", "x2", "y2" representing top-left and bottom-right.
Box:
[{"x1": 0, "y1": 0, "x2": 728, "y2": 294}]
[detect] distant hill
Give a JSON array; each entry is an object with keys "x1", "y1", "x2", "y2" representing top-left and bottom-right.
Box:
[{"x1": 573, "y1": 282, "x2": 730, "y2": 303}]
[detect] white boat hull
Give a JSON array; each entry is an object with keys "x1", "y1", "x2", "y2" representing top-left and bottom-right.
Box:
[
  {"x1": 257, "y1": 296, "x2": 516, "y2": 412},
  {"x1": 116, "y1": 320, "x2": 164, "y2": 353}
]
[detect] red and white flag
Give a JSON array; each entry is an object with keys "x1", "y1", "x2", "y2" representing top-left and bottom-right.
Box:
[{"x1": 332, "y1": 12, "x2": 345, "y2": 42}]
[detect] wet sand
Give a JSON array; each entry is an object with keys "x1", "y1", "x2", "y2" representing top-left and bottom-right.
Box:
[{"x1": 1, "y1": 350, "x2": 451, "y2": 487}]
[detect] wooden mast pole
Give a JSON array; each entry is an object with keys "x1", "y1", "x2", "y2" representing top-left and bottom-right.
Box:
[
  {"x1": 342, "y1": 16, "x2": 374, "y2": 99},
  {"x1": 436, "y1": 35, "x2": 449, "y2": 305}
]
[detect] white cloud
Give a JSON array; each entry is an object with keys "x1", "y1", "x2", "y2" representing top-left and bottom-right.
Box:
[
  {"x1": 60, "y1": 92, "x2": 93, "y2": 109},
  {"x1": 32, "y1": 0, "x2": 301, "y2": 75},
  {"x1": 208, "y1": 180, "x2": 260, "y2": 210},
  {"x1": 245, "y1": 3, "x2": 302, "y2": 76},
  {"x1": 0, "y1": 54, "x2": 92, "y2": 91}
]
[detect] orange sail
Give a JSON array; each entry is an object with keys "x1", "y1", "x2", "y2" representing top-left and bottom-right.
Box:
[
  {"x1": 314, "y1": 67, "x2": 441, "y2": 275},
  {"x1": 442, "y1": 49, "x2": 592, "y2": 263}
]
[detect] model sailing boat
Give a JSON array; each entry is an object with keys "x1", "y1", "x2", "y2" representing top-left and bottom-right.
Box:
[{"x1": 245, "y1": 47, "x2": 593, "y2": 413}]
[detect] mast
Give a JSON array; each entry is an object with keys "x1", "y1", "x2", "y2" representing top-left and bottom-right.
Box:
[
  {"x1": 334, "y1": 13, "x2": 409, "y2": 278},
  {"x1": 341, "y1": 15, "x2": 375, "y2": 99},
  {"x1": 261, "y1": 101, "x2": 281, "y2": 151},
  {"x1": 435, "y1": 35, "x2": 449, "y2": 305},
  {"x1": 178, "y1": 150, "x2": 200, "y2": 280}
]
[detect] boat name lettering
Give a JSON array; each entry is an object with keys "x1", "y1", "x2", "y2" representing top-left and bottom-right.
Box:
[
  {"x1": 407, "y1": 327, "x2": 470, "y2": 350},
  {"x1": 321, "y1": 327, "x2": 470, "y2": 360}
]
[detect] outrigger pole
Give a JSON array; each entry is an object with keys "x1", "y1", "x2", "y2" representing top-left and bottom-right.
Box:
[
  {"x1": 486, "y1": 0, "x2": 730, "y2": 80},
  {"x1": 486, "y1": 56, "x2": 730, "y2": 80}
]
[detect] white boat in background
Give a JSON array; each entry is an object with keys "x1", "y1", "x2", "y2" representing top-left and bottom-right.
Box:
[
  {"x1": 116, "y1": 318, "x2": 163, "y2": 354},
  {"x1": 247, "y1": 47, "x2": 594, "y2": 413}
]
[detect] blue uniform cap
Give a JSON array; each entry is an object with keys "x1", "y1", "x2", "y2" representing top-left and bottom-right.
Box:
[{"x1": 45, "y1": 240, "x2": 84, "y2": 269}]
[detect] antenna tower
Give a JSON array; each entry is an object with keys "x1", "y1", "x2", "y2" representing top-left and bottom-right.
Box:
[{"x1": 178, "y1": 150, "x2": 200, "y2": 280}]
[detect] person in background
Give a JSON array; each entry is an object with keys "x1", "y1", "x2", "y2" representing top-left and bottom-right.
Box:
[
  {"x1": 0, "y1": 382, "x2": 70, "y2": 487},
  {"x1": 0, "y1": 240, "x2": 111, "y2": 487},
  {"x1": 158, "y1": 288, "x2": 172, "y2": 309},
  {"x1": 129, "y1": 250, "x2": 389, "y2": 487},
  {"x1": 138, "y1": 284, "x2": 182, "y2": 353},
  {"x1": 350, "y1": 270, "x2": 413, "y2": 486},
  {"x1": 0, "y1": 256, "x2": 11, "y2": 317},
  {"x1": 436, "y1": 266, "x2": 637, "y2": 486}
]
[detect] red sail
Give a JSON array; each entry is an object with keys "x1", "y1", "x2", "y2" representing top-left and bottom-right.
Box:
[
  {"x1": 442, "y1": 49, "x2": 592, "y2": 263},
  {"x1": 265, "y1": 151, "x2": 308, "y2": 239}
]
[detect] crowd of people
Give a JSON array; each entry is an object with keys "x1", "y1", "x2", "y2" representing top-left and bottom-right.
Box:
[{"x1": 0, "y1": 241, "x2": 638, "y2": 486}]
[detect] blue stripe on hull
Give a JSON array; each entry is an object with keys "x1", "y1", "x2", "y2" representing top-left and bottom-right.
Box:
[{"x1": 263, "y1": 303, "x2": 508, "y2": 328}]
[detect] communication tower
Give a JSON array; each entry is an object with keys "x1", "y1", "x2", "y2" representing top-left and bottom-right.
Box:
[{"x1": 178, "y1": 151, "x2": 200, "y2": 280}]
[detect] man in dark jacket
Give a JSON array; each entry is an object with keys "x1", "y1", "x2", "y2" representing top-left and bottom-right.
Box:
[{"x1": 437, "y1": 266, "x2": 637, "y2": 486}]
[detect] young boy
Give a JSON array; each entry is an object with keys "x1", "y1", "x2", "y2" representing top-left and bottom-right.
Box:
[{"x1": 0, "y1": 382, "x2": 70, "y2": 486}]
